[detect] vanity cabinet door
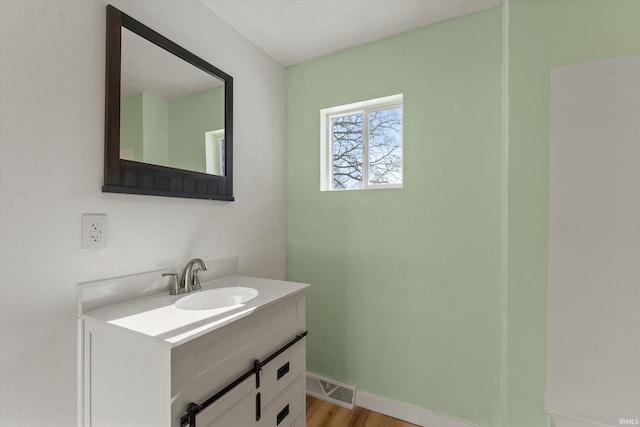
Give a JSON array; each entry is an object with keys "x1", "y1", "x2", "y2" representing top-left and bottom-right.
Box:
[{"x1": 191, "y1": 376, "x2": 255, "y2": 427}]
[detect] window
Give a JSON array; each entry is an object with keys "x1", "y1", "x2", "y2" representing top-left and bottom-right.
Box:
[
  {"x1": 205, "y1": 129, "x2": 225, "y2": 176},
  {"x1": 321, "y1": 94, "x2": 403, "y2": 191}
]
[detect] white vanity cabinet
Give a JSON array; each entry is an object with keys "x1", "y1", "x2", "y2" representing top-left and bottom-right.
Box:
[
  {"x1": 80, "y1": 275, "x2": 308, "y2": 427},
  {"x1": 193, "y1": 376, "x2": 255, "y2": 426}
]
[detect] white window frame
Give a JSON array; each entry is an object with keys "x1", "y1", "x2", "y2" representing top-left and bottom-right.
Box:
[
  {"x1": 320, "y1": 94, "x2": 403, "y2": 191},
  {"x1": 205, "y1": 129, "x2": 225, "y2": 175}
]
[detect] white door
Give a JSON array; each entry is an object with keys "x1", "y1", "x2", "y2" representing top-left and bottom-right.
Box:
[{"x1": 548, "y1": 53, "x2": 640, "y2": 426}]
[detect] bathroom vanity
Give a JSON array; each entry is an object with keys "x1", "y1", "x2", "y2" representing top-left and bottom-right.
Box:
[{"x1": 79, "y1": 270, "x2": 309, "y2": 427}]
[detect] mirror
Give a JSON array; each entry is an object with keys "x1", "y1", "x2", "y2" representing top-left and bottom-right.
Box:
[
  {"x1": 104, "y1": 5, "x2": 234, "y2": 200},
  {"x1": 120, "y1": 28, "x2": 227, "y2": 175}
]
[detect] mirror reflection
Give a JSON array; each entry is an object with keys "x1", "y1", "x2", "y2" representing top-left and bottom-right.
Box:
[{"x1": 120, "y1": 28, "x2": 226, "y2": 176}]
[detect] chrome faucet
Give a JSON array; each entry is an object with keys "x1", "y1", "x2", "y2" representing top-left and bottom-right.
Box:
[
  {"x1": 164, "y1": 258, "x2": 209, "y2": 295},
  {"x1": 180, "y1": 258, "x2": 208, "y2": 293}
]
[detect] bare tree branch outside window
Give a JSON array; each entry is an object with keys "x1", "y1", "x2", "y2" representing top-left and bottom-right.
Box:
[
  {"x1": 330, "y1": 106, "x2": 402, "y2": 190},
  {"x1": 331, "y1": 113, "x2": 363, "y2": 189},
  {"x1": 368, "y1": 107, "x2": 402, "y2": 185}
]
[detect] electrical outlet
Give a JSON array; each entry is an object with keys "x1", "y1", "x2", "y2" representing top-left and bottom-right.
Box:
[{"x1": 82, "y1": 214, "x2": 107, "y2": 249}]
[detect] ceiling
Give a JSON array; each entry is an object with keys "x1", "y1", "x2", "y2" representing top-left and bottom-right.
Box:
[{"x1": 200, "y1": 0, "x2": 503, "y2": 66}]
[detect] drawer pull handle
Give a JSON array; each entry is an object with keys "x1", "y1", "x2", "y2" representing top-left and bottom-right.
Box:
[
  {"x1": 276, "y1": 404, "x2": 289, "y2": 425},
  {"x1": 277, "y1": 362, "x2": 290, "y2": 380}
]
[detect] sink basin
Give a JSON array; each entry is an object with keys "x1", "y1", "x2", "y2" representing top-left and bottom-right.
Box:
[{"x1": 175, "y1": 287, "x2": 259, "y2": 310}]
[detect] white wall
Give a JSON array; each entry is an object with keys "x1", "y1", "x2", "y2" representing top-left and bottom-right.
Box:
[
  {"x1": 548, "y1": 54, "x2": 640, "y2": 426},
  {"x1": 0, "y1": 1, "x2": 286, "y2": 425}
]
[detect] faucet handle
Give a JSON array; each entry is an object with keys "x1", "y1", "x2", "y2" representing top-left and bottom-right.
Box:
[{"x1": 162, "y1": 273, "x2": 182, "y2": 295}]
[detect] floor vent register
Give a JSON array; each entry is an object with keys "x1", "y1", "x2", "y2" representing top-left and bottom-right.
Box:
[{"x1": 306, "y1": 373, "x2": 356, "y2": 409}]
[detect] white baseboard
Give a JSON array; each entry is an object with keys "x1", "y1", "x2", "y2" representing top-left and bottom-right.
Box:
[
  {"x1": 548, "y1": 411, "x2": 617, "y2": 427},
  {"x1": 355, "y1": 391, "x2": 475, "y2": 427},
  {"x1": 305, "y1": 372, "x2": 475, "y2": 427}
]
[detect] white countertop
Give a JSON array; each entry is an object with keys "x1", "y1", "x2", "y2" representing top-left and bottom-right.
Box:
[{"x1": 81, "y1": 275, "x2": 309, "y2": 347}]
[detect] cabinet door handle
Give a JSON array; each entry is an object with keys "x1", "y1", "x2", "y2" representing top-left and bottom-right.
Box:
[
  {"x1": 276, "y1": 404, "x2": 289, "y2": 425},
  {"x1": 255, "y1": 392, "x2": 261, "y2": 421},
  {"x1": 277, "y1": 362, "x2": 290, "y2": 380}
]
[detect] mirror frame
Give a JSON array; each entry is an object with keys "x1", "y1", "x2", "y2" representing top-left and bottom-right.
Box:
[{"x1": 103, "y1": 5, "x2": 234, "y2": 201}]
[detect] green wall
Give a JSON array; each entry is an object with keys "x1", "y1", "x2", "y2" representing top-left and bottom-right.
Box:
[
  {"x1": 169, "y1": 86, "x2": 225, "y2": 173},
  {"x1": 120, "y1": 93, "x2": 144, "y2": 160},
  {"x1": 120, "y1": 92, "x2": 169, "y2": 166},
  {"x1": 120, "y1": 86, "x2": 224, "y2": 173},
  {"x1": 142, "y1": 92, "x2": 169, "y2": 166},
  {"x1": 506, "y1": 1, "x2": 640, "y2": 425},
  {"x1": 287, "y1": 1, "x2": 640, "y2": 425},
  {"x1": 287, "y1": 7, "x2": 504, "y2": 426}
]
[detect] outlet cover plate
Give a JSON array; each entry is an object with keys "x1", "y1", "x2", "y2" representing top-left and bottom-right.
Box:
[{"x1": 82, "y1": 214, "x2": 107, "y2": 249}]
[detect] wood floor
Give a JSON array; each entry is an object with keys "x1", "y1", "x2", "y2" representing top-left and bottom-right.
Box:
[{"x1": 306, "y1": 396, "x2": 420, "y2": 427}]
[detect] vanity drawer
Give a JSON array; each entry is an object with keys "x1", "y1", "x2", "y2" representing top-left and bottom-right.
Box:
[
  {"x1": 258, "y1": 377, "x2": 303, "y2": 427},
  {"x1": 260, "y1": 340, "x2": 303, "y2": 404}
]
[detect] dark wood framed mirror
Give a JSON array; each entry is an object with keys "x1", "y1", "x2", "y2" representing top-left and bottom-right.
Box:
[{"x1": 104, "y1": 5, "x2": 234, "y2": 201}]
